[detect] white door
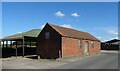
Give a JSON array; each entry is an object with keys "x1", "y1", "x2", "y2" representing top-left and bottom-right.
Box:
[{"x1": 85, "y1": 42, "x2": 89, "y2": 53}]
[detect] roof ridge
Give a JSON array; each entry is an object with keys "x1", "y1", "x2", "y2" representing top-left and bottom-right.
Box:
[
  {"x1": 47, "y1": 23, "x2": 87, "y2": 34},
  {"x1": 22, "y1": 29, "x2": 41, "y2": 35}
]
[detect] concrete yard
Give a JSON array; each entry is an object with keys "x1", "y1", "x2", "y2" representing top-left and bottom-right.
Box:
[
  {"x1": 56, "y1": 50, "x2": 118, "y2": 69},
  {"x1": 1, "y1": 50, "x2": 119, "y2": 69}
]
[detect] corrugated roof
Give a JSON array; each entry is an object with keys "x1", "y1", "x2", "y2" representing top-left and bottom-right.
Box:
[
  {"x1": 3, "y1": 29, "x2": 41, "y2": 39},
  {"x1": 48, "y1": 23, "x2": 100, "y2": 41}
]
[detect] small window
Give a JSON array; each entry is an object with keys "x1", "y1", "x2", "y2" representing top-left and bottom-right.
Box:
[
  {"x1": 45, "y1": 32, "x2": 50, "y2": 39},
  {"x1": 78, "y1": 40, "x2": 82, "y2": 48},
  {"x1": 91, "y1": 41, "x2": 94, "y2": 48}
]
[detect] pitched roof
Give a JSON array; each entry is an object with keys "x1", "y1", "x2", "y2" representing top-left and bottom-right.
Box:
[
  {"x1": 2, "y1": 29, "x2": 41, "y2": 39},
  {"x1": 105, "y1": 39, "x2": 120, "y2": 43},
  {"x1": 48, "y1": 23, "x2": 100, "y2": 41}
]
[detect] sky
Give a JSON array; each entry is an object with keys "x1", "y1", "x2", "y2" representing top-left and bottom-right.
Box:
[{"x1": 2, "y1": 2, "x2": 118, "y2": 42}]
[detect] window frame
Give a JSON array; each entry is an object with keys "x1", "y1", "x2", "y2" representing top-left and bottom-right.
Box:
[
  {"x1": 45, "y1": 32, "x2": 50, "y2": 39},
  {"x1": 78, "y1": 40, "x2": 82, "y2": 48},
  {"x1": 91, "y1": 41, "x2": 94, "y2": 48}
]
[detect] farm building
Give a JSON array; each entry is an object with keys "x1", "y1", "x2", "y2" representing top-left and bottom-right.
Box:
[
  {"x1": 101, "y1": 39, "x2": 120, "y2": 50},
  {"x1": 37, "y1": 23, "x2": 101, "y2": 59},
  {"x1": 0, "y1": 29, "x2": 41, "y2": 58}
]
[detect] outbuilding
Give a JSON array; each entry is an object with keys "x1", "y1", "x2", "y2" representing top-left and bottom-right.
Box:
[
  {"x1": 101, "y1": 39, "x2": 119, "y2": 50},
  {"x1": 37, "y1": 23, "x2": 100, "y2": 59},
  {"x1": 0, "y1": 29, "x2": 41, "y2": 58}
]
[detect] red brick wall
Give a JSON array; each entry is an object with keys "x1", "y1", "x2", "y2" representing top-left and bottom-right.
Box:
[
  {"x1": 62, "y1": 37, "x2": 83, "y2": 57},
  {"x1": 62, "y1": 37, "x2": 100, "y2": 57}
]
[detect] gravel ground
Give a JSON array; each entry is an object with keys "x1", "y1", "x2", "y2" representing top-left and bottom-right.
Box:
[
  {"x1": 1, "y1": 50, "x2": 118, "y2": 69},
  {"x1": 2, "y1": 58, "x2": 66, "y2": 69},
  {"x1": 2, "y1": 55, "x2": 90, "y2": 69}
]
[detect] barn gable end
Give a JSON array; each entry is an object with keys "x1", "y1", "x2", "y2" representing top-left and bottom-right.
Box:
[{"x1": 37, "y1": 23, "x2": 62, "y2": 59}]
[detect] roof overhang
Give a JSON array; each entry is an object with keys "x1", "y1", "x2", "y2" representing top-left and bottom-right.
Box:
[
  {"x1": 0, "y1": 37, "x2": 23, "y2": 41},
  {"x1": 0, "y1": 36, "x2": 37, "y2": 42}
]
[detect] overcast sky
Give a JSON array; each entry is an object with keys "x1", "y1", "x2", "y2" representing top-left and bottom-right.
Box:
[{"x1": 2, "y1": 2, "x2": 118, "y2": 42}]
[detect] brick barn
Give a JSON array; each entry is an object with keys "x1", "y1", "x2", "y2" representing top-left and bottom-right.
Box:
[{"x1": 37, "y1": 23, "x2": 100, "y2": 59}]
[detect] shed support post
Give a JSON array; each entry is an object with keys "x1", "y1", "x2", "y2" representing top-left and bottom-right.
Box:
[
  {"x1": 10, "y1": 41, "x2": 12, "y2": 48},
  {"x1": 6, "y1": 41, "x2": 8, "y2": 48},
  {"x1": 29, "y1": 41, "x2": 31, "y2": 54},
  {"x1": 23, "y1": 36, "x2": 25, "y2": 57},
  {"x1": 16, "y1": 41, "x2": 17, "y2": 58}
]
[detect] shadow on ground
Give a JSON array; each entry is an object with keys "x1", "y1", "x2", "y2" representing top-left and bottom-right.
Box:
[{"x1": 1, "y1": 47, "x2": 36, "y2": 58}]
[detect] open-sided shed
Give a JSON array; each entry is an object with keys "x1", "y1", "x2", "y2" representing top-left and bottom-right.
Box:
[{"x1": 0, "y1": 29, "x2": 41, "y2": 57}]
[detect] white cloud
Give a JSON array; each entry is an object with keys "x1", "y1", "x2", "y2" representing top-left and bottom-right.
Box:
[
  {"x1": 111, "y1": 37, "x2": 118, "y2": 39},
  {"x1": 95, "y1": 36, "x2": 118, "y2": 42},
  {"x1": 55, "y1": 11, "x2": 65, "y2": 17},
  {"x1": 96, "y1": 36, "x2": 101, "y2": 39},
  {"x1": 61, "y1": 24, "x2": 73, "y2": 28},
  {"x1": 108, "y1": 30, "x2": 118, "y2": 35},
  {"x1": 101, "y1": 37, "x2": 118, "y2": 42},
  {"x1": 18, "y1": 32, "x2": 22, "y2": 33},
  {"x1": 41, "y1": 25, "x2": 45, "y2": 29},
  {"x1": 71, "y1": 13, "x2": 80, "y2": 17}
]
